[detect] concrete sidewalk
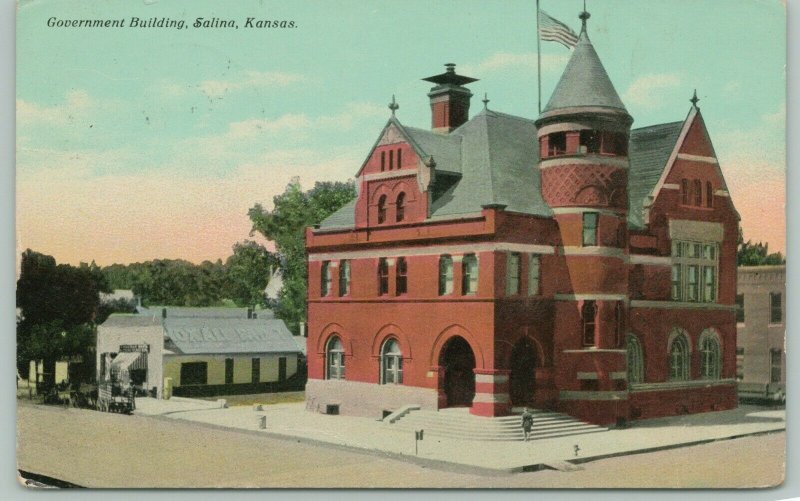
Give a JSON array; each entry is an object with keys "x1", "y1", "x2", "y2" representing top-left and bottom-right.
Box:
[{"x1": 133, "y1": 397, "x2": 785, "y2": 472}]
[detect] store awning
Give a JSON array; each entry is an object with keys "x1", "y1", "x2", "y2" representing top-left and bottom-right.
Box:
[{"x1": 110, "y1": 351, "x2": 147, "y2": 373}]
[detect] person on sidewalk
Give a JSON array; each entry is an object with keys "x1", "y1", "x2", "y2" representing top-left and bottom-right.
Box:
[{"x1": 521, "y1": 407, "x2": 534, "y2": 442}]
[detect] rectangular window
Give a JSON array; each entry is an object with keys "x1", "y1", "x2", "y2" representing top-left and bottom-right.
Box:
[
  {"x1": 706, "y1": 182, "x2": 714, "y2": 208},
  {"x1": 582, "y1": 212, "x2": 598, "y2": 246},
  {"x1": 397, "y1": 148, "x2": 402, "y2": 168},
  {"x1": 180, "y1": 362, "x2": 207, "y2": 386},
  {"x1": 462, "y1": 254, "x2": 478, "y2": 295},
  {"x1": 770, "y1": 349, "x2": 782, "y2": 383},
  {"x1": 251, "y1": 358, "x2": 261, "y2": 384},
  {"x1": 686, "y1": 265, "x2": 699, "y2": 301},
  {"x1": 735, "y1": 293, "x2": 745, "y2": 323},
  {"x1": 378, "y1": 258, "x2": 389, "y2": 296},
  {"x1": 671, "y1": 264, "x2": 682, "y2": 300},
  {"x1": 338, "y1": 260, "x2": 350, "y2": 296},
  {"x1": 582, "y1": 301, "x2": 597, "y2": 347},
  {"x1": 396, "y1": 257, "x2": 408, "y2": 295},
  {"x1": 736, "y1": 347, "x2": 744, "y2": 381},
  {"x1": 389, "y1": 149, "x2": 394, "y2": 170},
  {"x1": 225, "y1": 358, "x2": 234, "y2": 385},
  {"x1": 506, "y1": 253, "x2": 521, "y2": 296},
  {"x1": 770, "y1": 292, "x2": 782, "y2": 323},
  {"x1": 681, "y1": 179, "x2": 690, "y2": 205},
  {"x1": 528, "y1": 255, "x2": 540, "y2": 296},
  {"x1": 703, "y1": 266, "x2": 716, "y2": 302},
  {"x1": 579, "y1": 130, "x2": 600, "y2": 154},
  {"x1": 439, "y1": 256, "x2": 454, "y2": 295},
  {"x1": 694, "y1": 179, "x2": 703, "y2": 206},
  {"x1": 320, "y1": 261, "x2": 332, "y2": 297}
]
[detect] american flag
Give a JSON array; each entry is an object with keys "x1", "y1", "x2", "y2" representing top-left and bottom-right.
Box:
[{"x1": 539, "y1": 10, "x2": 579, "y2": 49}]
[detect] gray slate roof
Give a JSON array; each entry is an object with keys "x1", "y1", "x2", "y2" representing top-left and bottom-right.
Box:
[
  {"x1": 163, "y1": 317, "x2": 300, "y2": 355},
  {"x1": 544, "y1": 31, "x2": 627, "y2": 113},
  {"x1": 430, "y1": 109, "x2": 551, "y2": 218},
  {"x1": 136, "y1": 306, "x2": 272, "y2": 319},
  {"x1": 627, "y1": 121, "x2": 684, "y2": 228}
]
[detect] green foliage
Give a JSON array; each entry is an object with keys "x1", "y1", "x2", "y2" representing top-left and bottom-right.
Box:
[
  {"x1": 737, "y1": 228, "x2": 785, "y2": 266},
  {"x1": 248, "y1": 178, "x2": 356, "y2": 334},
  {"x1": 16, "y1": 249, "x2": 107, "y2": 384},
  {"x1": 225, "y1": 240, "x2": 278, "y2": 308}
]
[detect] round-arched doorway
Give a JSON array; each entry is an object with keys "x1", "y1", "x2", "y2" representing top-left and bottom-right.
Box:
[
  {"x1": 509, "y1": 338, "x2": 537, "y2": 406},
  {"x1": 439, "y1": 336, "x2": 476, "y2": 407}
]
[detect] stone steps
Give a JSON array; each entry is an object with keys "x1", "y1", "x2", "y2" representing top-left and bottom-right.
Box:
[{"x1": 389, "y1": 408, "x2": 607, "y2": 442}]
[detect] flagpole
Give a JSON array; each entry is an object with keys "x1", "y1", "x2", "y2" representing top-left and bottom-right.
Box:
[{"x1": 536, "y1": 0, "x2": 542, "y2": 115}]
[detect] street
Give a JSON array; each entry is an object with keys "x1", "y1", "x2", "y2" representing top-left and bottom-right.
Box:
[{"x1": 16, "y1": 401, "x2": 785, "y2": 488}]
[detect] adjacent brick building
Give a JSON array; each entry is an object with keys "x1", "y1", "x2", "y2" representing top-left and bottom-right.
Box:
[{"x1": 304, "y1": 14, "x2": 739, "y2": 425}]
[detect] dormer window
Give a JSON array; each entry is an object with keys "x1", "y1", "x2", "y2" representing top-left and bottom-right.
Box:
[
  {"x1": 693, "y1": 179, "x2": 702, "y2": 206},
  {"x1": 377, "y1": 195, "x2": 387, "y2": 224},
  {"x1": 396, "y1": 193, "x2": 406, "y2": 222}
]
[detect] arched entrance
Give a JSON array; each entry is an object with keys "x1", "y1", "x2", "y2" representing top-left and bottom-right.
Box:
[
  {"x1": 509, "y1": 338, "x2": 537, "y2": 406},
  {"x1": 439, "y1": 336, "x2": 476, "y2": 407}
]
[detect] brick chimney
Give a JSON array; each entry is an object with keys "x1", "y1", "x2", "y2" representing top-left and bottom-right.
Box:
[{"x1": 423, "y1": 63, "x2": 478, "y2": 134}]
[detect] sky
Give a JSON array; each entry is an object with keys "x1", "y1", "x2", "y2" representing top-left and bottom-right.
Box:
[{"x1": 16, "y1": 0, "x2": 786, "y2": 266}]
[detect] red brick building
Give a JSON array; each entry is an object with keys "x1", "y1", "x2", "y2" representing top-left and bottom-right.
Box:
[{"x1": 304, "y1": 16, "x2": 738, "y2": 425}]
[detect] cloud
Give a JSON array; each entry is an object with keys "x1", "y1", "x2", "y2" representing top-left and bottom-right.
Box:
[
  {"x1": 198, "y1": 70, "x2": 306, "y2": 98},
  {"x1": 622, "y1": 74, "x2": 681, "y2": 108},
  {"x1": 16, "y1": 90, "x2": 94, "y2": 126},
  {"x1": 460, "y1": 52, "x2": 569, "y2": 76}
]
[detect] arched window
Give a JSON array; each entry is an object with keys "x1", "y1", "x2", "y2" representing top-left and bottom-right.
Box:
[
  {"x1": 320, "y1": 261, "x2": 332, "y2": 297},
  {"x1": 626, "y1": 335, "x2": 644, "y2": 384},
  {"x1": 439, "y1": 255, "x2": 453, "y2": 295},
  {"x1": 396, "y1": 192, "x2": 406, "y2": 222},
  {"x1": 326, "y1": 336, "x2": 345, "y2": 380},
  {"x1": 380, "y1": 338, "x2": 403, "y2": 384},
  {"x1": 378, "y1": 258, "x2": 389, "y2": 296},
  {"x1": 582, "y1": 301, "x2": 598, "y2": 347},
  {"x1": 706, "y1": 181, "x2": 714, "y2": 208},
  {"x1": 462, "y1": 254, "x2": 478, "y2": 295},
  {"x1": 338, "y1": 260, "x2": 350, "y2": 297},
  {"x1": 699, "y1": 329, "x2": 721, "y2": 379},
  {"x1": 693, "y1": 179, "x2": 702, "y2": 206},
  {"x1": 668, "y1": 330, "x2": 690, "y2": 381},
  {"x1": 377, "y1": 195, "x2": 387, "y2": 224},
  {"x1": 396, "y1": 257, "x2": 408, "y2": 295},
  {"x1": 681, "y1": 179, "x2": 690, "y2": 205}
]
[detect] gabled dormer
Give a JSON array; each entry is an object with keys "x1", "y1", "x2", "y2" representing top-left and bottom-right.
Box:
[
  {"x1": 353, "y1": 114, "x2": 438, "y2": 229},
  {"x1": 643, "y1": 96, "x2": 739, "y2": 226}
]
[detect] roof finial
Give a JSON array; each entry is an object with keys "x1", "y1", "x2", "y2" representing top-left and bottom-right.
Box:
[
  {"x1": 388, "y1": 94, "x2": 399, "y2": 115},
  {"x1": 690, "y1": 89, "x2": 700, "y2": 109},
  {"x1": 579, "y1": 0, "x2": 590, "y2": 34},
  {"x1": 482, "y1": 92, "x2": 490, "y2": 109}
]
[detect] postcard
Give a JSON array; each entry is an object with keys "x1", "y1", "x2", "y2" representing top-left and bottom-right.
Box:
[{"x1": 15, "y1": 0, "x2": 787, "y2": 489}]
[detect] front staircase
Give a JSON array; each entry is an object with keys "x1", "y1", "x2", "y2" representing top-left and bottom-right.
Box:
[{"x1": 388, "y1": 407, "x2": 607, "y2": 442}]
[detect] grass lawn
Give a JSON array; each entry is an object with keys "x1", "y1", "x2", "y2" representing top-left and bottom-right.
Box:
[{"x1": 201, "y1": 391, "x2": 304, "y2": 407}]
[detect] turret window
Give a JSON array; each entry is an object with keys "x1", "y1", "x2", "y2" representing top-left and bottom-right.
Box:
[
  {"x1": 579, "y1": 130, "x2": 628, "y2": 156},
  {"x1": 546, "y1": 132, "x2": 567, "y2": 157},
  {"x1": 582, "y1": 212, "x2": 598, "y2": 246}
]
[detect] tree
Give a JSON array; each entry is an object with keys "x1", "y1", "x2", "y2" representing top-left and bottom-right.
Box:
[
  {"x1": 248, "y1": 179, "x2": 356, "y2": 333},
  {"x1": 737, "y1": 228, "x2": 785, "y2": 266},
  {"x1": 16, "y1": 250, "x2": 108, "y2": 387},
  {"x1": 225, "y1": 240, "x2": 278, "y2": 308}
]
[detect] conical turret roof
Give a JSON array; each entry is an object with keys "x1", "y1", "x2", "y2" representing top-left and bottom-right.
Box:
[{"x1": 544, "y1": 31, "x2": 627, "y2": 113}]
